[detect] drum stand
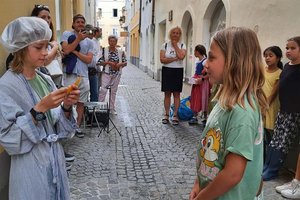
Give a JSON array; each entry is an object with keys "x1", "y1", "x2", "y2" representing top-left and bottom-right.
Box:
[
  {"x1": 83, "y1": 102, "x2": 108, "y2": 134},
  {"x1": 98, "y1": 74, "x2": 121, "y2": 137}
]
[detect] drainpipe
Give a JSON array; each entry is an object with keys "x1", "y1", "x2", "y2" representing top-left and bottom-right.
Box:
[
  {"x1": 94, "y1": 0, "x2": 96, "y2": 26},
  {"x1": 151, "y1": 0, "x2": 155, "y2": 25},
  {"x1": 139, "y1": 0, "x2": 142, "y2": 33}
]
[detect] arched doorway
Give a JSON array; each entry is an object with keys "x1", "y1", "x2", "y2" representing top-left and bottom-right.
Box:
[
  {"x1": 203, "y1": 0, "x2": 226, "y2": 49},
  {"x1": 181, "y1": 11, "x2": 193, "y2": 81}
]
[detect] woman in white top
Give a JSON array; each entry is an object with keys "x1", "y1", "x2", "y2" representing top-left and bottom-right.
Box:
[{"x1": 160, "y1": 26, "x2": 186, "y2": 125}]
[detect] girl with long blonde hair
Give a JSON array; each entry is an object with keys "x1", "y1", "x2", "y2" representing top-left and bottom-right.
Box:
[{"x1": 190, "y1": 27, "x2": 267, "y2": 200}]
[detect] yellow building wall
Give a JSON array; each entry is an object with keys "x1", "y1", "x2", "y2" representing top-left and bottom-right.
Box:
[
  {"x1": 61, "y1": 0, "x2": 73, "y2": 32},
  {"x1": 0, "y1": 0, "x2": 86, "y2": 75},
  {"x1": 73, "y1": 0, "x2": 85, "y2": 15},
  {"x1": 60, "y1": 0, "x2": 85, "y2": 32},
  {"x1": 130, "y1": 10, "x2": 140, "y2": 29},
  {"x1": 0, "y1": 0, "x2": 56, "y2": 76},
  {"x1": 130, "y1": 25, "x2": 140, "y2": 58},
  {"x1": 130, "y1": 10, "x2": 140, "y2": 59}
]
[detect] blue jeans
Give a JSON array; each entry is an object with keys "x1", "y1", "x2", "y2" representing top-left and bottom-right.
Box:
[{"x1": 88, "y1": 73, "x2": 99, "y2": 102}]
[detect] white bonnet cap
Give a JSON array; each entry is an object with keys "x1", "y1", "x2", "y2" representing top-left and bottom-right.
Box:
[{"x1": 0, "y1": 17, "x2": 52, "y2": 53}]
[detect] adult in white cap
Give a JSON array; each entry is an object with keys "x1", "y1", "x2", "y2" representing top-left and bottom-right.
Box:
[{"x1": 0, "y1": 16, "x2": 80, "y2": 200}]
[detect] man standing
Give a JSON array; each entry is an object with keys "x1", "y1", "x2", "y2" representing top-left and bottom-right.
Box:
[
  {"x1": 61, "y1": 14, "x2": 93, "y2": 138},
  {"x1": 85, "y1": 25, "x2": 102, "y2": 102}
]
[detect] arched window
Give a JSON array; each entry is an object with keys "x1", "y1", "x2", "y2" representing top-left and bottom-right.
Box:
[
  {"x1": 203, "y1": 0, "x2": 226, "y2": 49},
  {"x1": 210, "y1": 1, "x2": 226, "y2": 38}
]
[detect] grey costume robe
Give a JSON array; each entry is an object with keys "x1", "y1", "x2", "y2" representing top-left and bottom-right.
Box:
[{"x1": 0, "y1": 70, "x2": 77, "y2": 200}]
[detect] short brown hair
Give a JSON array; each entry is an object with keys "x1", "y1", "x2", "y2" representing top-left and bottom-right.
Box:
[{"x1": 73, "y1": 14, "x2": 85, "y2": 23}]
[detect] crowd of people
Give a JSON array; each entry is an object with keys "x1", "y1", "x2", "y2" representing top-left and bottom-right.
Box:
[
  {"x1": 159, "y1": 26, "x2": 300, "y2": 199},
  {"x1": 0, "y1": 3, "x2": 299, "y2": 200}
]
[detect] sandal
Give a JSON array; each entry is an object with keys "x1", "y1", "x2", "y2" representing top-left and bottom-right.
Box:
[
  {"x1": 162, "y1": 114, "x2": 169, "y2": 124},
  {"x1": 172, "y1": 115, "x2": 179, "y2": 125}
]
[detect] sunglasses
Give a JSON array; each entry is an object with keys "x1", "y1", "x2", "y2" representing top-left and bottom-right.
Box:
[{"x1": 35, "y1": 4, "x2": 49, "y2": 9}]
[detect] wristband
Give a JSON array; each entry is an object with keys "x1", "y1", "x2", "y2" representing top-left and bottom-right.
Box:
[{"x1": 61, "y1": 104, "x2": 72, "y2": 112}]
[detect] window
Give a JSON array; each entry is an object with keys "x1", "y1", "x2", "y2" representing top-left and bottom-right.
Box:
[
  {"x1": 210, "y1": 2, "x2": 226, "y2": 37},
  {"x1": 97, "y1": 8, "x2": 102, "y2": 19},
  {"x1": 113, "y1": 9, "x2": 118, "y2": 17},
  {"x1": 112, "y1": 28, "x2": 119, "y2": 36}
]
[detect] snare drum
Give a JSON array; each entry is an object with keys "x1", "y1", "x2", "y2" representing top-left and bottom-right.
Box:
[
  {"x1": 84, "y1": 102, "x2": 108, "y2": 112},
  {"x1": 84, "y1": 102, "x2": 109, "y2": 127}
]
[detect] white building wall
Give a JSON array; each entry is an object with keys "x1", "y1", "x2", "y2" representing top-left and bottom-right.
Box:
[
  {"x1": 121, "y1": 0, "x2": 131, "y2": 61},
  {"x1": 123, "y1": 0, "x2": 132, "y2": 29},
  {"x1": 96, "y1": 0, "x2": 126, "y2": 48},
  {"x1": 139, "y1": 0, "x2": 154, "y2": 77},
  {"x1": 144, "y1": 0, "x2": 300, "y2": 81},
  {"x1": 84, "y1": 0, "x2": 97, "y2": 26},
  {"x1": 121, "y1": 0, "x2": 132, "y2": 61}
]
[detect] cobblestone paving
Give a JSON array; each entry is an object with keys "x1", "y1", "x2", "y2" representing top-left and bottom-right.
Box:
[{"x1": 66, "y1": 64, "x2": 292, "y2": 200}]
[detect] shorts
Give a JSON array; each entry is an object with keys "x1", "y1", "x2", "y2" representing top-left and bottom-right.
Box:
[
  {"x1": 161, "y1": 66, "x2": 183, "y2": 92},
  {"x1": 63, "y1": 73, "x2": 90, "y2": 102}
]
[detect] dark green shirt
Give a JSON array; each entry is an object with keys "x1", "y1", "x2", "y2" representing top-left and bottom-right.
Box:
[{"x1": 28, "y1": 74, "x2": 53, "y2": 125}]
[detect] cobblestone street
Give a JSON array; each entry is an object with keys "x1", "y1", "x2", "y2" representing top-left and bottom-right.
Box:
[{"x1": 66, "y1": 63, "x2": 292, "y2": 200}]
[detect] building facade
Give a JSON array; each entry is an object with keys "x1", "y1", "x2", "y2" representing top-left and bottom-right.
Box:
[
  {"x1": 139, "y1": 0, "x2": 155, "y2": 78},
  {"x1": 135, "y1": 0, "x2": 300, "y2": 81},
  {"x1": 84, "y1": 0, "x2": 98, "y2": 27},
  {"x1": 119, "y1": 0, "x2": 131, "y2": 60},
  {"x1": 135, "y1": 0, "x2": 300, "y2": 171},
  {"x1": 129, "y1": 0, "x2": 140, "y2": 66},
  {"x1": 96, "y1": 0, "x2": 126, "y2": 48}
]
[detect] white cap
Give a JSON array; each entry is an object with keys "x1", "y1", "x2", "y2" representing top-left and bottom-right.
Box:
[{"x1": 0, "y1": 17, "x2": 52, "y2": 53}]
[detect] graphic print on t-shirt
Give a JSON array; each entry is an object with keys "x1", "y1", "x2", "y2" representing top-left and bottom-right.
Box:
[{"x1": 199, "y1": 128, "x2": 221, "y2": 180}]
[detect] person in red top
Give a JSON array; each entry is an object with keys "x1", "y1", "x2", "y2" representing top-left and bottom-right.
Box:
[{"x1": 189, "y1": 45, "x2": 207, "y2": 125}]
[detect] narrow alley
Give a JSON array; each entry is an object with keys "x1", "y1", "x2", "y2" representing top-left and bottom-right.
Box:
[{"x1": 67, "y1": 63, "x2": 293, "y2": 200}]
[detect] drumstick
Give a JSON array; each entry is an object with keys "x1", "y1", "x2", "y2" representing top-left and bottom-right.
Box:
[{"x1": 67, "y1": 77, "x2": 82, "y2": 94}]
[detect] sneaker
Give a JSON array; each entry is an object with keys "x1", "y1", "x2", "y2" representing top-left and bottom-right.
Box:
[
  {"x1": 281, "y1": 180, "x2": 300, "y2": 199},
  {"x1": 66, "y1": 162, "x2": 72, "y2": 171},
  {"x1": 75, "y1": 130, "x2": 85, "y2": 138},
  {"x1": 110, "y1": 109, "x2": 117, "y2": 115},
  {"x1": 276, "y1": 179, "x2": 300, "y2": 193},
  {"x1": 188, "y1": 117, "x2": 198, "y2": 125},
  {"x1": 65, "y1": 153, "x2": 75, "y2": 162}
]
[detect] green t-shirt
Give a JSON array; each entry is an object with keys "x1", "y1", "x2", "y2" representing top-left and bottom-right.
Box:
[
  {"x1": 28, "y1": 74, "x2": 53, "y2": 125},
  {"x1": 196, "y1": 96, "x2": 263, "y2": 200}
]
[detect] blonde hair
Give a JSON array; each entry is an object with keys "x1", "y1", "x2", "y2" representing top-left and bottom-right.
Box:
[
  {"x1": 212, "y1": 27, "x2": 267, "y2": 114},
  {"x1": 10, "y1": 48, "x2": 28, "y2": 73},
  {"x1": 168, "y1": 26, "x2": 182, "y2": 41}
]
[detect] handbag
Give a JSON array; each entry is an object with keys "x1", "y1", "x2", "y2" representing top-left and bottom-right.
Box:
[{"x1": 46, "y1": 57, "x2": 63, "y2": 77}]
